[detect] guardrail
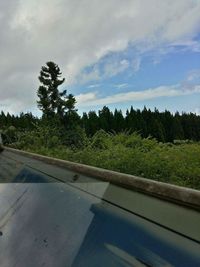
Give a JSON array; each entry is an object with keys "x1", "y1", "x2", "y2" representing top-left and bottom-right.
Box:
[{"x1": 4, "y1": 146, "x2": 200, "y2": 211}]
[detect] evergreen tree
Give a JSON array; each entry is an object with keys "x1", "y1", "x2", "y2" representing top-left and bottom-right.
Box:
[
  {"x1": 149, "y1": 118, "x2": 166, "y2": 142},
  {"x1": 37, "y1": 61, "x2": 76, "y2": 120},
  {"x1": 162, "y1": 110, "x2": 174, "y2": 142},
  {"x1": 82, "y1": 112, "x2": 89, "y2": 135},
  {"x1": 125, "y1": 106, "x2": 138, "y2": 132},
  {"x1": 87, "y1": 111, "x2": 100, "y2": 135},
  {"x1": 113, "y1": 109, "x2": 125, "y2": 132},
  {"x1": 172, "y1": 116, "x2": 185, "y2": 140},
  {"x1": 98, "y1": 106, "x2": 113, "y2": 132},
  {"x1": 141, "y1": 107, "x2": 152, "y2": 137}
]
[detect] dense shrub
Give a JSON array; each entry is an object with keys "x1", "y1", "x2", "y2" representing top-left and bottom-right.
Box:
[{"x1": 6, "y1": 129, "x2": 200, "y2": 190}]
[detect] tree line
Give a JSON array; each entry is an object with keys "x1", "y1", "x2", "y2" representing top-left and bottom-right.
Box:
[
  {"x1": 1, "y1": 106, "x2": 200, "y2": 143},
  {"x1": 0, "y1": 61, "x2": 200, "y2": 144}
]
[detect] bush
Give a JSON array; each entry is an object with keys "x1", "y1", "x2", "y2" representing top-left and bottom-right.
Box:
[
  {"x1": 62, "y1": 126, "x2": 89, "y2": 148},
  {"x1": 7, "y1": 128, "x2": 200, "y2": 190},
  {"x1": 90, "y1": 130, "x2": 111, "y2": 149}
]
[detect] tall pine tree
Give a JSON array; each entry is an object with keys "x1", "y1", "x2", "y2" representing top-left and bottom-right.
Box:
[{"x1": 37, "y1": 61, "x2": 76, "y2": 121}]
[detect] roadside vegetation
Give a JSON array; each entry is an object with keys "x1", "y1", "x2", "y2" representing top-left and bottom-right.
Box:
[
  {"x1": 1, "y1": 62, "x2": 200, "y2": 190},
  {"x1": 3, "y1": 125, "x2": 200, "y2": 190}
]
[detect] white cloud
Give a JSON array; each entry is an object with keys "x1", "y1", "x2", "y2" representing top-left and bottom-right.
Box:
[
  {"x1": 77, "y1": 67, "x2": 100, "y2": 84},
  {"x1": 76, "y1": 92, "x2": 97, "y2": 104},
  {"x1": 77, "y1": 58, "x2": 130, "y2": 84},
  {"x1": 186, "y1": 69, "x2": 200, "y2": 82},
  {"x1": 0, "y1": 0, "x2": 200, "y2": 113},
  {"x1": 179, "y1": 69, "x2": 200, "y2": 93},
  {"x1": 171, "y1": 40, "x2": 200, "y2": 52},
  {"x1": 103, "y1": 59, "x2": 130, "y2": 77},
  {"x1": 115, "y1": 83, "x2": 129, "y2": 89},
  {"x1": 87, "y1": 84, "x2": 100, "y2": 89},
  {"x1": 76, "y1": 84, "x2": 200, "y2": 107},
  {"x1": 132, "y1": 58, "x2": 141, "y2": 72}
]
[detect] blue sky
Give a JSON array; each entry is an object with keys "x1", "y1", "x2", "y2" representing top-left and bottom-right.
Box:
[
  {"x1": 0, "y1": 1, "x2": 200, "y2": 116},
  {"x1": 72, "y1": 38, "x2": 200, "y2": 114}
]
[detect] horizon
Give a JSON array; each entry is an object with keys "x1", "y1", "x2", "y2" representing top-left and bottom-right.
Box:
[{"x1": 1, "y1": 104, "x2": 199, "y2": 119}]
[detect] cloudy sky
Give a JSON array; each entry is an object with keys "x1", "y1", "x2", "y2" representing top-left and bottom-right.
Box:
[{"x1": 1, "y1": 0, "x2": 200, "y2": 115}]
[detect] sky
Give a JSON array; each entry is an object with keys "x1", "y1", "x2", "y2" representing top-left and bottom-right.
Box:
[{"x1": 0, "y1": 0, "x2": 200, "y2": 116}]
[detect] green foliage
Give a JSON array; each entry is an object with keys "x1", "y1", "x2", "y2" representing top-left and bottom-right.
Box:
[
  {"x1": 1, "y1": 52, "x2": 199, "y2": 192},
  {"x1": 90, "y1": 130, "x2": 111, "y2": 149},
  {"x1": 37, "y1": 61, "x2": 65, "y2": 116},
  {"x1": 8, "y1": 123, "x2": 62, "y2": 149},
  {"x1": 9, "y1": 128, "x2": 200, "y2": 190},
  {"x1": 78, "y1": 105, "x2": 200, "y2": 142},
  {"x1": 62, "y1": 126, "x2": 88, "y2": 148},
  {"x1": 37, "y1": 61, "x2": 76, "y2": 121},
  {"x1": 1, "y1": 106, "x2": 200, "y2": 143},
  {"x1": 1, "y1": 126, "x2": 17, "y2": 144},
  {"x1": 1, "y1": 99, "x2": 200, "y2": 191}
]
